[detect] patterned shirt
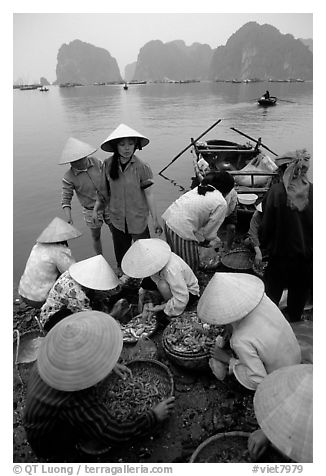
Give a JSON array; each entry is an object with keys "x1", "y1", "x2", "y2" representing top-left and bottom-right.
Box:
[
  {"x1": 39, "y1": 270, "x2": 91, "y2": 327},
  {"x1": 162, "y1": 187, "x2": 227, "y2": 242},
  {"x1": 150, "y1": 252, "x2": 200, "y2": 316},
  {"x1": 24, "y1": 365, "x2": 157, "y2": 457},
  {"x1": 61, "y1": 156, "x2": 109, "y2": 210},
  {"x1": 103, "y1": 155, "x2": 154, "y2": 234},
  {"x1": 18, "y1": 243, "x2": 75, "y2": 303},
  {"x1": 228, "y1": 294, "x2": 301, "y2": 390}
]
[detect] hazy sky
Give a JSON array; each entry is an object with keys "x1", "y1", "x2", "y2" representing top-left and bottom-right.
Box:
[{"x1": 13, "y1": 12, "x2": 313, "y2": 84}]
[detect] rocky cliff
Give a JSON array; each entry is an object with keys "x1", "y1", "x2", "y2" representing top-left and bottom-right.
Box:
[
  {"x1": 209, "y1": 22, "x2": 313, "y2": 80},
  {"x1": 133, "y1": 40, "x2": 214, "y2": 81},
  {"x1": 124, "y1": 62, "x2": 137, "y2": 82},
  {"x1": 55, "y1": 39, "x2": 122, "y2": 85}
]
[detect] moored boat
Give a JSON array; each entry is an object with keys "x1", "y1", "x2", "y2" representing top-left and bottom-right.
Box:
[
  {"x1": 258, "y1": 96, "x2": 277, "y2": 106},
  {"x1": 191, "y1": 138, "x2": 278, "y2": 211}
]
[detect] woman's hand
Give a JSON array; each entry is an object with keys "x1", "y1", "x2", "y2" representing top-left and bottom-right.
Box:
[
  {"x1": 154, "y1": 221, "x2": 163, "y2": 235},
  {"x1": 248, "y1": 429, "x2": 269, "y2": 461},
  {"x1": 153, "y1": 397, "x2": 175, "y2": 422},
  {"x1": 91, "y1": 210, "x2": 100, "y2": 227},
  {"x1": 210, "y1": 346, "x2": 232, "y2": 364},
  {"x1": 150, "y1": 304, "x2": 166, "y2": 313},
  {"x1": 254, "y1": 248, "x2": 263, "y2": 266},
  {"x1": 113, "y1": 363, "x2": 133, "y2": 380}
]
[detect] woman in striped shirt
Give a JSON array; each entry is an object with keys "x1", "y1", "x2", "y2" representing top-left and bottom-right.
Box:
[{"x1": 162, "y1": 171, "x2": 235, "y2": 272}]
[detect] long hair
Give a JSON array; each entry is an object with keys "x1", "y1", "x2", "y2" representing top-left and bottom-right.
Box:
[
  {"x1": 109, "y1": 138, "x2": 140, "y2": 181},
  {"x1": 197, "y1": 171, "x2": 234, "y2": 196}
]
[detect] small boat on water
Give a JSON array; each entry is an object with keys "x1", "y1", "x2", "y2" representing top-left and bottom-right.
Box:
[
  {"x1": 191, "y1": 138, "x2": 278, "y2": 212},
  {"x1": 123, "y1": 83, "x2": 128, "y2": 90},
  {"x1": 39, "y1": 86, "x2": 49, "y2": 92},
  {"x1": 258, "y1": 96, "x2": 277, "y2": 106}
]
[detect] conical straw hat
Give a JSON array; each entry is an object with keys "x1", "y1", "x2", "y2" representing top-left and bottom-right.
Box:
[
  {"x1": 121, "y1": 239, "x2": 171, "y2": 278},
  {"x1": 36, "y1": 217, "x2": 82, "y2": 243},
  {"x1": 197, "y1": 272, "x2": 264, "y2": 324},
  {"x1": 69, "y1": 255, "x2": 120, "y2": 290},
  {"x1": 100, "y1": 123, "x2": 150, "y2": 152},
  {"x1": 254, "y1": 364, "x2": 313, "y2": 463},
  {"x1": 59, "y1": 137, "x2": 97, "y2": 164},
  {"x1": 37, "y1": 311, "x2": 123, "y2": 391}
]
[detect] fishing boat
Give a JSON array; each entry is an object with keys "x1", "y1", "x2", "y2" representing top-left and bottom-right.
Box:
[
  {"x1": 258, "y1": 96, "x2": 277, "y2": 106},
  {"x1": 191, "y1": 137, "x2": 278, "y2": 212}
]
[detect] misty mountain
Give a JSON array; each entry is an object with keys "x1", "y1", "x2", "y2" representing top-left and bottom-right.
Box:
[
  {"x1": 299, "y1": 38, "x2": 313, "y2": 53},
  {"x1": 132, "y1": 40, "x2": 214, "y2": 81},
  {"x1": 209, "y1": 22, "x2": 313, "y2": 80},
  {"x1": 124, "y1": 62, "x2": 137, "y2": 82},
  {"x1": 54, "y1": 39, "x2": 122, "y2": 85},
  {"x1": 40, "y1": 77, "x2": 50, "y2": 86}
]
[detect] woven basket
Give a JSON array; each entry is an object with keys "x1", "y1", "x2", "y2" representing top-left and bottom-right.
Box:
[
  {"x1": 221, "y1": 249, "x2": 255, "y2": 271},
  {"x1": 162, "y1": 339, "x2": 209, "y2": 370},
  {"x1": 189, "y1": 431, "x2": 251, "y2": 463},
  {"x1": 101, "y1": 358, "x2": 174, "y2": 423},
  {"x1": 120, "y1": 307, "x2": 158, "y2": 344}
]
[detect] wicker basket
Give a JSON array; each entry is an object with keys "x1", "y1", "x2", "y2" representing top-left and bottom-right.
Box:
[
  {"x1": 101, "y1": 358, "x2": 174, "y2": 423},
  {"x1": 161, "y1": 312, "x2": 223, "y2": 370},
  {"x1": 162, "y1": 339, "x2": 209, "y2": 370},
  {"x1": 221, "y1": 249, "x2": 255, "y2": 271},
  {"x1": 120, "y1": 308, "x2": 158, "y2": 344},
  {"x1": 189, "y1": 431, "x2": 251, "y2": 463}
]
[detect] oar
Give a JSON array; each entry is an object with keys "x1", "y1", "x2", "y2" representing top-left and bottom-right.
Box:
[
  {"x1": 158, "y1": 119, "x2": 222, "y2": 175},
  {"x1": 230, "y1": 127, "x2": 278, "y2": 156}
]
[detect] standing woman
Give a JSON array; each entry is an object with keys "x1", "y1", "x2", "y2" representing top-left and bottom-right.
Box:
[
  {"x1": 162, "y1": 171, "x2": 235, "y2": 272},
  {"x1": 260, "y1": 149, "x2": 313, "y2": 322},
  {"x1": 96, "y1": 124, "x2": 162, "y2": 273}
]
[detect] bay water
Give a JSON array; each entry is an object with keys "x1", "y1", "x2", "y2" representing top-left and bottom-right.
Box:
[{"x1": 13, "y1": 81, "x2": 313, "y2": 290}]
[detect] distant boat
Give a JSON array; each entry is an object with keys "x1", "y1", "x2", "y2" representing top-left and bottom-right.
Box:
[
  {"x1": 20, "y1": 85, "x2": 39, "y2": 90},
  {"x1": 129, "y1": 80, "x2": 147, "y2": 84},
  {"x1": 258, "y1": 96, "x2": 277, "y2": 106},
  {"x1": 123, "y1": 83, "x2": 128, "y2": 90},
  {"x1": 39, "y1": 86, "x2": 49, "y2": 92}
]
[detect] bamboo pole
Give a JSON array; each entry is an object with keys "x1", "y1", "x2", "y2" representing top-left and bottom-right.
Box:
[
  {"x1": 230, "y1": 127, "x2": 278, "y2": 156},
  {"x1": 158, "y1": 119, "x2": 222, "y2": 175}
]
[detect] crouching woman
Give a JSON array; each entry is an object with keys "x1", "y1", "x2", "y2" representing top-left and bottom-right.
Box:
[{"x1": 23, "y1": 310, "x2": 175, "y2": 460}]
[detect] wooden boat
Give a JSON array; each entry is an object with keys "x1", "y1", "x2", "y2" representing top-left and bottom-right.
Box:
[
  {"x1": 258, "y1": 96, "x2": 277, "y2": 106},
  {"x1": 191, "y1": 138, "x2": 277, "y2": 212}
]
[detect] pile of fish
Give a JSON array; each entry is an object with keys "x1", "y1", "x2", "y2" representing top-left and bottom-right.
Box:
[
  {"x1": 164, "y1": 312, "x2": 224, "y2": 354},
  {"x1": 103, "y1": 367, "x2": 171, "y2": 423},
  {"x1": 120, "y1": 314, "x2": 157, "y2": 343}
]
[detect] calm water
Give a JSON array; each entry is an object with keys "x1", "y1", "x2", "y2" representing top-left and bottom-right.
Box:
[{"x1": 13, "y1": 81, "x2": 313, "y2": 289}]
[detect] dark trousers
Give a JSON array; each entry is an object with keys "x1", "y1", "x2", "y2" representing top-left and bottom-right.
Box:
[
  {"x1": 111, "y1": 223, "x2": 150, "y2": 268},
  {"x1": 264, "y1": 256, "x2": 312, "y2": 322}
]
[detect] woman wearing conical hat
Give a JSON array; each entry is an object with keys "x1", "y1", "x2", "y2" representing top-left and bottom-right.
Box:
[
  {"x1": 260, "y1": 149, "x2": 313, "y2": 322},
  {"x1": 39, "y1": 255, "x2": 129, "y2": 331},
  {"x1": 197, "y1": 272, "x2": 301, "y2": 391},
  {"x1": 121, "y1": 239, "x2": 200, "y2": 323},
  {"x1": 95, "y1": 124, "x2": 162, "y2": 274},
  {"x1": 59, "y1": 137, "x2": 112, "y2": 255},
  {"x1": 18, "y1": 217, "x2": 81, "y2": 308},
  {"x1": 24, "y1": 311, "x2": 175, "y2": 459},
  {"x1": 248, "y1": 364, "x2": 312, "y2": 462}
]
